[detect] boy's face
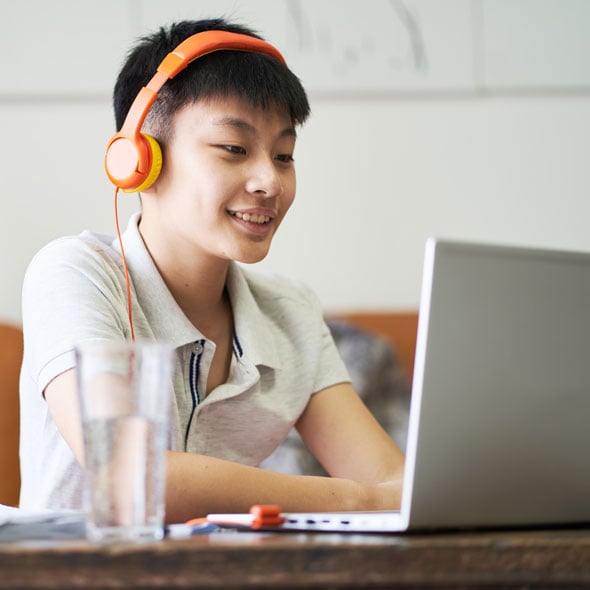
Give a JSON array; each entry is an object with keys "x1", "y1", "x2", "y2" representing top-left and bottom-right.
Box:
[{"x1": 142, "y1": 96, "x2": 297, "y2": 265}]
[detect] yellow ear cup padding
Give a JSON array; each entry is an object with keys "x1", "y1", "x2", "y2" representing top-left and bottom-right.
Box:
[{"x1": 122, "y1": 134, "x2": 163, "y2": 193}]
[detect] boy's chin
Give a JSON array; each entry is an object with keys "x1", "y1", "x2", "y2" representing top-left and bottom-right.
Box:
[
  {"x1": 228, "y1": 240, "x2": 274, "y2": 265},
  {"x1": 237, "y1": 252, "x2": 269, "y2": 265}
]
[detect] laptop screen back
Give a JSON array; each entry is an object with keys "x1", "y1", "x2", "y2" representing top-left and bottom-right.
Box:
[{"x1": 404, "y1": 239, "x2": 590, "y2": 529}]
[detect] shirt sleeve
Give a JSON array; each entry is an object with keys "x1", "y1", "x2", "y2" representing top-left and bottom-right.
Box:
[
  {"x1": 21, "y1": 235, "x2": 129, "y2": 394},
  {"x1": 298, "y1": 282, "x2": 352, "y2": 395}
]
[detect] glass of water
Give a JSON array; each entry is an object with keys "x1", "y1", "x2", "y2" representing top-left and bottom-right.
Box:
[{"x1": 75, "y1": 340, "x2": 173, "y2": 543}]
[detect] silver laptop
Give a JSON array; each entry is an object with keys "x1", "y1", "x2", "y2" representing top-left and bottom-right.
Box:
[{"x1": 272, "y1": 238, "x2": 590, "y2": 532}]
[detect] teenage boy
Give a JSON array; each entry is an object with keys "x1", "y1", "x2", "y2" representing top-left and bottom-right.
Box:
[{"x1": 19, "y1": 18, "x2": 404, "y2": 523}]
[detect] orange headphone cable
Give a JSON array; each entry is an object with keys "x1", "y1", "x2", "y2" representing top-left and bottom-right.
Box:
[{"x1": 114, "y1": 187, "x2": 136, "y2": 341}]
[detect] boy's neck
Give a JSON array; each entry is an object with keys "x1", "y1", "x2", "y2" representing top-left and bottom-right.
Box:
[
  {"x1": 158, "y1": 260, "x2": 232, "y2": 338},
  {"x1": 137, "y1": 217, "x2": 231, "y2": 329}
]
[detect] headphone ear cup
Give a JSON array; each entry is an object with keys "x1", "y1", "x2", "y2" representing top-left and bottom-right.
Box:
[
  {"x1": 121, "y1": 134, "x2": 163, "y2": 193},
  {"x1": 105, "y1": 133, "x2": 163, "y2": 192}
]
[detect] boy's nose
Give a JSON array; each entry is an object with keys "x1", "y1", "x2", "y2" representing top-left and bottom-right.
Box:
[{"x1": 246, "y1": 157, "x2": 283, "y2": 197}]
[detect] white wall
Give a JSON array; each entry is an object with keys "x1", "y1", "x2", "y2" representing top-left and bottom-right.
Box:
[{"x1": 1, "y1": 0, "x2": 589, "y2": 323}]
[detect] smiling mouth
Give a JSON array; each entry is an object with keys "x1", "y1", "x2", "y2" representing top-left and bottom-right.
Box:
[{"x1": 229, "y1": 211, "x2": 271, "y2": 224}]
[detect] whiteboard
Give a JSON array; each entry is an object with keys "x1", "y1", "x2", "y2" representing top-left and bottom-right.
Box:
[
  {"x1": 139, "y1": 0, "x2": 477, "y2": 94},
  {"x1": 0, "y1": 0, "x2": 128, "y2": 96},
  {"x1": 481, "y1": 0, "x2": 590, "y2": 90},
  {"x1": 274, "y1": 0, "x2": 476, "y2": 94},
  {"x1": 1, "y1": 0, "x2": 589, "y2": 97}
]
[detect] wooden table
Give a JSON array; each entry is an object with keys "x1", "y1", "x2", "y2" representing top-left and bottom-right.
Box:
[{"x1": 1, "y1": 527, "x2": 589, "y2": 589}]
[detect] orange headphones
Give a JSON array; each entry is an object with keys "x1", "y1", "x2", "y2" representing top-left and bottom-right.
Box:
[{"x1": 104, "y1": 30, "x2": 286, "y2": 193}]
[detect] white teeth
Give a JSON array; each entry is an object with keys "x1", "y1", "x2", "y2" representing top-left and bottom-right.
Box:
[{"x1": 232, "y1": 211, "x2": 270, "y2": 224}]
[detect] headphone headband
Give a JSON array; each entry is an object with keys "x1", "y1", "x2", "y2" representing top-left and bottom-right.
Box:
[{"x1": 105, "y1": 30, "x2": 287, "y2": 192}]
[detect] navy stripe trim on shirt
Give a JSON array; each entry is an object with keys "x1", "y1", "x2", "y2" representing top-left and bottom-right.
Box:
[
  {"x1": 184, "y1": 339, "x2": 205, "y2": 450},
  {"x1": 233, "y1": 333, "x2": 243, "y2": 359}
]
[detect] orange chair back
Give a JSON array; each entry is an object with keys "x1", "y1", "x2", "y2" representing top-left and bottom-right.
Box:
[{"x1": 0, "y1": 322, "x2": 23, "y2": 507}]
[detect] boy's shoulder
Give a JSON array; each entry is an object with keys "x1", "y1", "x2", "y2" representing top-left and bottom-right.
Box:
[
  {"x1": 238, "y1": 265, "x2": 316, "y2": 303},
  {"x1": 29, "y1": 230, "x2": 116, "y2": 265},
  {"x1": 235, "y1": 265, "x2": 324, "y2": 324},
  {"x1": 24, "y1": 230, "x2": 121, "y2": 286}
]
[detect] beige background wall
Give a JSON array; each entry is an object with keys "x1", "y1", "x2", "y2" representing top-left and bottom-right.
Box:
[{"x1": 1, "y1": 0, "x2": 589, "y2": 323}]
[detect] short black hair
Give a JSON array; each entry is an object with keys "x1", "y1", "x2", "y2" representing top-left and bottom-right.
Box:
[{"x1": 113, "y1": 18, "x2": 310, "y2": 143}]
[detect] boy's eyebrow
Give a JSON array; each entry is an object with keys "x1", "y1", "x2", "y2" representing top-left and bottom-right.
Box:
[{"x1": 213, "y1": 116, "x2": 297, "y2": 139}]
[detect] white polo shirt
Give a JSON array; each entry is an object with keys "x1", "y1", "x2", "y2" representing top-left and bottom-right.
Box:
[{"x1": 19, "y1": 213, "x2": 350, "y2": 511}]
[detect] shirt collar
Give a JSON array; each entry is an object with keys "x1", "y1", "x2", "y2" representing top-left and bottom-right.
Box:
[{"x1": 226, "y1": 263, "x2": 280, "y2": 369}]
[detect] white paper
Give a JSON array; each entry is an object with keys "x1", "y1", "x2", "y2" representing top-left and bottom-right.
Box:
[{"x1": 0, "y1": 505, "x2": 86, "y2": 542}]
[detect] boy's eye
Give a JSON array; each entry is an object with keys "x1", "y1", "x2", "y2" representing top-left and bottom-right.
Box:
[
  {"x1": 276, "y1": 154, "x2": 294, "y2": 163},
  {"x1": 221, "y1": 145, "x2": 246, "y2": 155}
]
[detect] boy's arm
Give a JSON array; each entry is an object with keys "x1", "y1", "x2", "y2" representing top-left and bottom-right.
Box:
[
  {"x1": 45, "y1": 371, "x2": 402, "y2": 523},
  {"x1": 165, "y1": 450, "x2": 377, "y2": 523},
  {"x1": 166, "y1": 383, "x2": 405, "y2": 522},
  {"x1": 296, "y1": 382, "x2": 405, "y2": 487}
]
